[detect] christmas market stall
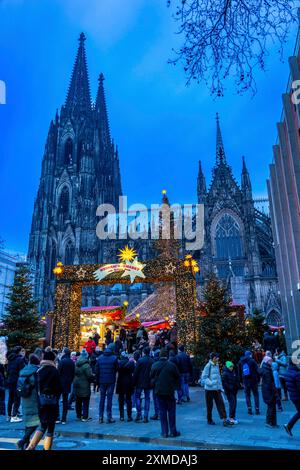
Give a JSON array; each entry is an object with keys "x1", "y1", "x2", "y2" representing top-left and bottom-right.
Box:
[{"x1": 80, "y1": 305, "x2": 126, "y2": 349}]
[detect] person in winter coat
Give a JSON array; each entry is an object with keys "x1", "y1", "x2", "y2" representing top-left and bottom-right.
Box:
[
  {"x1": 238, "y1": 350, "x2": 260, "y2": 415},
  {"x1": 275, "y1": 349, "x2": 289, "y2": 400},
  {"x1": 201, "y1": 353, "x2": 231, "y2": 426},
  {"x1": 73, "y1": 349, "x2": 93, "y2": 422},
  {"x1": 57, "y1": 347, "x2": 75, "y2": 424},
  {"x1": 95, "y1": 342, "x2": 118, "y2": 423},
  {"x1": 263, "y1": 331, "x2": 276, "y2": 354},
  {"x1": 7, "y1": 346, "x2": 26, "y2": 422},
  {"x1": 114, "y1": 336, "x2": 123, "y2": 356},
  {"x1": 283, "y1": 360, "x2": 300, "y2": 437},
  {"x1": 116, "y1": 351, "x2": 135, "y2": 421},
  {"x1": 16, "y1": 354, "x2": 40, "y2": 450},
  {"x1": 271, "y1": 362, "x2": 283, "y2": 412},
  {"x1": 105, "y1": 328, "x2": 113, "y2": 345},
  {"x1": 92, "y1": 328, "x2": 100, "y2": 346},
  {"x1": 133, "y1": 346, "x2": 154, "y2": 423},
  {"x1": 0, "y1": 364, "x2": 5, "y2": 416},
  {"x1": 150, "y1": 349, "x2": 160, "y2": 420},
  {"x1": 222, "y1": 361, "x2": 239, "y2": 424},
  {"x1": 27, "y1": 350, "x2": 62, "y2": 451},
  {"x1": 150, "y1": 348, "x2": 181, "y2": 438},
  {"x1": 176, "y1": 345, "x2": 193, "y2": 404},
  {"x1": 90, "y1": 347, "x2": 102, "y2": 392},
  {"x1": 84, "y1": 337, "x2": 96, "y2": 356},
  {"x1": 259, "y1": 356, "x2": 278, "y2": 428}
]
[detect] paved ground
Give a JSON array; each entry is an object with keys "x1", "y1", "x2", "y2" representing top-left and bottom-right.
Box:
[{"x1": 0, "y1": 386, "x2": 299, "y2": 450}]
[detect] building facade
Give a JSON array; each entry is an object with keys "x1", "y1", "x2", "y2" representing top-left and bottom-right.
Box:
[
  {"x1": 0, "y1": 250, "x2": 26, "y2": 319},
  {"x1": 28, "y1": 33, "x2": 280, "y2": 321},
  {"x1": 196, "y1": 115, "x2": 281, "y2": 320},
  {"x1": 268, "y1": 29, "x2": 300, "y2": 352}
]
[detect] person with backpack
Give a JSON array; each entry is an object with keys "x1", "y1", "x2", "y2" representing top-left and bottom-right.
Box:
[
  {"x1": 283, "y1": 359, "x2": 300, "y2": 437},
  {"x1": 116, "y1": 351, "x2": 135, "y2": 422},
  {"x1": 201, "y1": 352, "x2": 232, "y2": 426},
  {"x1": 57, "y1": 347, "x2": 75, "y2": 424},
  {"x1": 150, "y1": 348, "x2": 181, "y2": 438},
  {"x1": 7, "y1": 346, "x2": 27, "y2": 422},
  {"x1": 73, "y1": 349, "x2": 93, "y2": 422},
  {"x1": 27, "y1": 350, "x2": 61, "y2": 451},
  {"x1": 259, "y1": 356, "x2": 278, "y2": 428},
  {"x1": 238, "y1": 350, "x2": 260, "y2": 415},
  {"x1": 133, "y1": 346, "x2": 154, "y2": 423},
  {"x1": 222, "y1": 361, "x2": 240, "y2": 424},
  {"x1": 16, "y1": 354, "x2": 40, "y2": 450}
]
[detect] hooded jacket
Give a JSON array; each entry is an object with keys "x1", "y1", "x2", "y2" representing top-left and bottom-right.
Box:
[
  {"x1": 222, "y1": 366, "x2": 239, "y2": 394},
  {"x1": 201, "y1": 361, "x2": 223, "y2": 391},
  {"x1": 285, "y1": 364, "x2": 300, "y2": 402},
  {"x1": 259, "y1": 363, "x2": 276, "y2": 404},
  {"x1": 238, "y1": 354, "x2": 260, "y2": 384},
  {"x1": 133, "y1": 355, "x2": 154, "y2": 390},
  {"x1": 19, "y1": 363, "x2": 40, "y2": 427},
  {"x1": 73, "y1": 357, "x2": 93, "y2": 397},
  {"x1": 7, "y1": 352, "x2": 26, "y2": 387},
  {"x1": 95, "y1": 349, "x2": 118, "y2": 385},
  {"x1": 58, "y1": 354, "x2": 75, "y2": 394},
  {"x1": 150, "y1": 358, "x2": 180, "y2": 396}
]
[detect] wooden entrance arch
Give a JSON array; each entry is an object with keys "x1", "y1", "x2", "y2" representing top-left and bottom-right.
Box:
[{"x1": 51, "y1": 257, "x2": 197, "y2": 352}]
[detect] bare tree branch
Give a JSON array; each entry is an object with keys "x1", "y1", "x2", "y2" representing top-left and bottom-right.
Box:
[{"x1": 167, "y1": 0, "x2": 298, "y2": 96}]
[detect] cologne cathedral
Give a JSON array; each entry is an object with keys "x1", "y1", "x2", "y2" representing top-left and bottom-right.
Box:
[{"x1": 28, "y1": 34, "x2": 282, "y2": 324}]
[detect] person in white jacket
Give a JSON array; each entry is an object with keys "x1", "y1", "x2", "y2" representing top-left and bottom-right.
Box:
[{"x1": 201, "y1": 352, "x2": 232, "y2": 426}]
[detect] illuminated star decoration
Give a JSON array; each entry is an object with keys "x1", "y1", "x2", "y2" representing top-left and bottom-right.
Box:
[
  {"x1": 121, "y1": 258, "x2": 146, "y2": 283},
  {"x1": 118, "y1": 245, "x2": 137, "y2": 263}
]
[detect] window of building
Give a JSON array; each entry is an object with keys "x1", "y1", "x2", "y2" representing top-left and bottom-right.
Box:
[
  {"x1": 58, "y1": 187, "x2": 70, "y2": 220},
  {"x1": 64, "y1": 138, "x2": 73, "y2": 165},
  {"x1": 214, "y1": 213, "x2": 243, "y2": 260},
  {"x1": 65, "y1": 240, "x2": 75, "y2": 265}
]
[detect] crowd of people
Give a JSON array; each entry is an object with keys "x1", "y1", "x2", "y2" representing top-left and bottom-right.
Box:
[{"x1": 0, "y1": 326, "x2": 299, "y2": 451}]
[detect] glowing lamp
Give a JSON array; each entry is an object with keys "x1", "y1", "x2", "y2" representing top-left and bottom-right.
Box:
[
  {"x1": 162, "y1": 189, "x2": 167, "y2": 195},
  {"x1": 123, "y1": 301, "x2": 129, "y2": 307},
  {"x1": 136, "y1": 313, "x2": 140, "y2": 319},
  {"x1": 184, "y1": 260, "x2": 190, "y2": 267},
  {"x1": 185, "y1": 254, "x2": 192, "y2": 259}
]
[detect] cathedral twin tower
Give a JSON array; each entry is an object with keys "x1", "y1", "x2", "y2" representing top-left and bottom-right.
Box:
[
  {"x1": 28, "y1": 33, "x2": 122, "y2": 312},
  {"x1": 28, "y1": 33, "x2": 281, "y2": 324}
]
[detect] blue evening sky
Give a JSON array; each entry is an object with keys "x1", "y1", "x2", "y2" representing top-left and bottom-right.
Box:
[{"x1": 0, "y1": 0, "x2": 297, "y2": 253}]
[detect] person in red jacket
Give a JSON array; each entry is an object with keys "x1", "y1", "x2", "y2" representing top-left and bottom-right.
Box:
[{"x1": 84, "y1": 338, "x2": 96, "y2": 356}]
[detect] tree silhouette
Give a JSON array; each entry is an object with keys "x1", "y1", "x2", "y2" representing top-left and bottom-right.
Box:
[{"x1": 167, "y1": 0, "x2": 297, "y2": 96}]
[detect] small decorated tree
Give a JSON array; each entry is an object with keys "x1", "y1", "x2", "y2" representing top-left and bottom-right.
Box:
[
  {"x1": 246, "y1": 308, "x2": 267, "y2": 345},
  {"x1": 2, "y1": 264, "x2": 43, "y2": 351},
  {"x1": 197, "y1": 273, "x2": 249, "y2": 365}
]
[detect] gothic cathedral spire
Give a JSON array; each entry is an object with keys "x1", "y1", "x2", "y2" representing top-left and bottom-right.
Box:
[
  {"x1": 216, "y1": 113, "x2": 226, "y2": 165},
  {"x1": 65, "y1": 32, "x2": 92, "y2": 118},
  {"x1": 95, "y1": 73, "x2": 111, "y2": 149},
  {"x1": 197, "y1": 160, "x2": 207, "y2": 203}
]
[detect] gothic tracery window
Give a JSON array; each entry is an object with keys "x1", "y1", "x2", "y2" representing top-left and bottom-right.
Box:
[
  {"x1": 214, "y1": 213, "x2": 243, "y2": 260},
  {"x1": 64, "y1": 138, "x2": 73, "y2": 165},
  {"x1": 65, "y1": 240, "x2": 75, "y2": 265},
  {"x1": 58, "y1": 187, "x2": 70, "y2": 220}
]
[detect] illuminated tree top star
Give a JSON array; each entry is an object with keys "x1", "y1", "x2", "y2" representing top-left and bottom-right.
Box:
[{"x1": 118, "y1": 245, "x2": 137, "y2": 263}]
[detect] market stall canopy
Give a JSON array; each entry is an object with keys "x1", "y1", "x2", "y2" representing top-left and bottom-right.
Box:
[
  {"x1": 127, "y1": 284, "x2": 177, "y2": 322},
  {"x1": 81, "y1": 305, "x2": 125, "y2": 321}
]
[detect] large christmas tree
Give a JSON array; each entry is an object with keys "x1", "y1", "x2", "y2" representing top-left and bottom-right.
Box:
[
  {"x1": 2, "y1": 264, "x2": 43, "y2": 351},
  {"x1": 197, "y1": 273, "x2": 249, "y2": 365}
]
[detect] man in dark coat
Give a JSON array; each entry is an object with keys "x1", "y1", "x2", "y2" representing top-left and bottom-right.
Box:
[
  {"x1": 263, "y1": 331, "x2": 276, "y2": 354},
  {"x1": 92, "y1": 328, "x2": 100, "y2": 346},
  {"x1": 7, "y1": 346, "x2": 26, "y2": 422},
  {"x1": 150, "y1": 348, "x2": 180, "y2": 438},
  {"x1": 222, "y1": 361, "x2": 239, "y2": 424},
  {"x1": 116, "y1": 351, "x2": 135, "y2": 422},
  {"x1": 57, "y1": 347, "x2": 75, "y2": 424},
  {"x1": 176, "y1": 345, "x2": 193, "y2": 404},
  {"x1": 95, "y1": 343, "x2": 118, "y2": 423},
  {"x1": 133, "y1": 346, "x2": 154, "y2": 423},
  {"x1": 238, "y1": 350, "x2": 260, "y2": 415},
  {"x1": 259, "y1": 356, "x2": 278, "y2": 427},
  {"x1": 284, "y1": 360, "x2": 300, "y2": 436}
]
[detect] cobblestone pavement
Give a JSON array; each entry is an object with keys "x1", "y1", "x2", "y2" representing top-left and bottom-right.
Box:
[{"x1": 0, "y1": 387, "x2": 299, "y2": 450}]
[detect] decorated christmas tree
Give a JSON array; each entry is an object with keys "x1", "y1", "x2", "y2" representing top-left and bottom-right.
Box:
[
  {"x1": 246, "y1": 308, "x2": 267, "y2": 344},
  {"x1": 2, "y1": 264, "x2": 43, "y2": 351},
  {"x1": 197, "y1": 273, "x2": 248, "y2": 365},
  {"x1": 154, "y1": 190, "x2": 180, "y2": 259}
]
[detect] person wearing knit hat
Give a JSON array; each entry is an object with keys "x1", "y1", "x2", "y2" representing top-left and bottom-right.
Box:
[
  {"x1": 222, "y1": 361, "x2": 240, "y2": 425},
  {"x1": 260, "y1": 354, "x2": 278, "y2": 428},
  {"x1": 238, "y1": 350, "x2": 260, "y2": 416},
  {"x1": 80, "y1": 349, "x2": 88, "y2": 359},
  {"x1": 27, "y1": 348, "x2": 61, "y2": 451}
]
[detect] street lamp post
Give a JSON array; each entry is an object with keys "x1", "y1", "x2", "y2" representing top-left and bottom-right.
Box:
[{"x1": 183, "y1": 254, "x2": 199, "y2": 356}]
